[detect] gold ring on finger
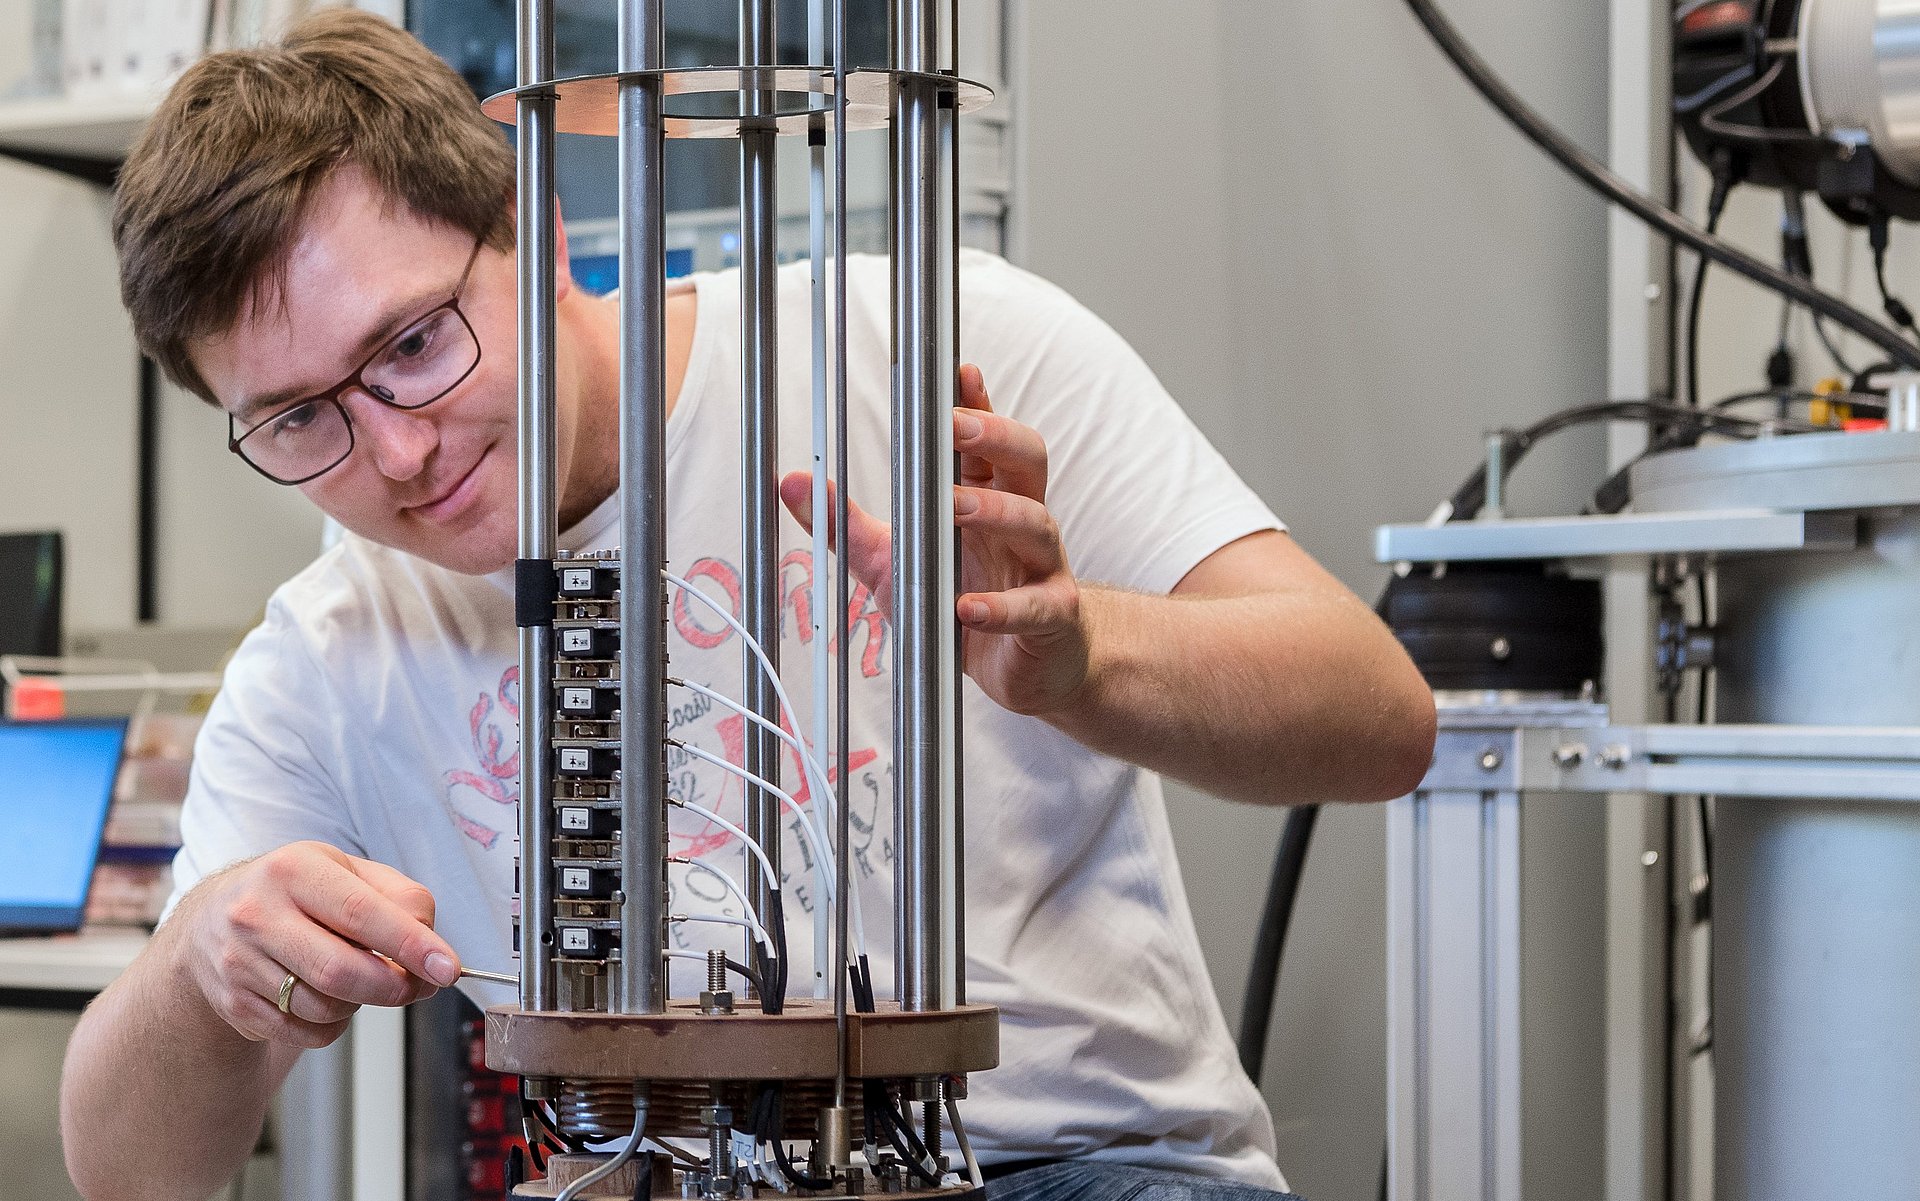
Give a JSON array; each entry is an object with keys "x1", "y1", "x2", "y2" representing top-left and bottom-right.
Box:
[{"x1": 276, "y1": 970, "x2": 299, "y2": 1015}]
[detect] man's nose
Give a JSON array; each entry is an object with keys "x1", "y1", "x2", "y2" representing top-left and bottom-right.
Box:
[{"x1": 344, "y1": 389, "x2": 439, "y2": 481}]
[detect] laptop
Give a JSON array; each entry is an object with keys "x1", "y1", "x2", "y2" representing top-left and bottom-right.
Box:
[{"x1": 0, "y1": 717, "x2": 128, "y2": 936}]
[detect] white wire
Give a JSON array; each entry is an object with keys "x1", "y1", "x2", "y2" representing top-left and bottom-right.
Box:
[
  {"x1": 671, "y1": 677, "x2": 844, "y2": 846},
  {"x1": 671, "y1": 677, "x2": 868, "y2": 959},
  {"x1": 669, "y1": 855, "x2": 772, "y2": 947},
  {"x1": 666, "y1": 569, "x2": 841, "y2": 976},
  {"x1": 666, "y1": 563, "x2": 872, "y2": 963},
  {"x1": 672, "y1": 912, "x2": 766, "y2": 944},
  {"x1": 672, "y1": 740, "x2": 835, "y2": 903},
  {"x1": 554, "y1": 1096, "x2": 647, "y2": 1201},
  {"x1": 944, "y1": 1095, "x2": 982, "y2": 1189},
  {"x1": 672, "y1": 798, "x2": 778, "y2": 892}
]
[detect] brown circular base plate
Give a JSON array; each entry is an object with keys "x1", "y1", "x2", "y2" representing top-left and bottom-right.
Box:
[{"x1": 486, "y1": 999, "x2": 998, "y2": 1081}]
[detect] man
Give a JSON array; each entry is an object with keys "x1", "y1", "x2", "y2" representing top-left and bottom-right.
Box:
[{"x1": 61, "y1": 10, "x2": 1435, "y2": 1201}]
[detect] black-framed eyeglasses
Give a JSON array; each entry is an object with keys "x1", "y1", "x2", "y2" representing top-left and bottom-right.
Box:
[{"x1": 227, "y1": 237, "x2": 486, "y2": 485}]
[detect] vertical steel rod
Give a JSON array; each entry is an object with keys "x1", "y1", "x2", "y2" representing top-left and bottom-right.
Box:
[
  {"x1": 806, "y1": 0, "x2": 833, "y2": 1001},
  {"x1": 739, "y1": 0, "x2": 784, "y2": 966},
  {"x1": 515, "y1": 0, "x2": 559, "y2": 1014},
  {"x1": 948, "y1": 0, "x2": 975, "y2": 1012},
  {"x1": 892, "y1": 0, "x2": 959, "y2": 1012},
  {"x1": 831, "y1": 0, "x2": 854, "y2": 1107},
  {"x1": 616, "y1": 0, "x2": 669, "y2": 1016}
]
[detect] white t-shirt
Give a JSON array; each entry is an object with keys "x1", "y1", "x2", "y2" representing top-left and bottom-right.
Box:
[{"x1": 171, "y1": 250, "x2": 1287, "y2": 1187}]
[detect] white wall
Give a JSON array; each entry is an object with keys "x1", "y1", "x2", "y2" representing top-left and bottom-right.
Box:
[
  {"x1": 1010, "y1": 3, "x2": 1612, "y2": 1198},
  {"x1": 0, "y1": 0, "x2": 326, "y2": 637}
]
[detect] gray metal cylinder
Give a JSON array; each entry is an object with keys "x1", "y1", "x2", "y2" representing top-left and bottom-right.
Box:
[
  {"x1": 1710, "y1": 507, "x2": 1920, "y2": 1201},
  {"x1": 1637, "y1": 435, "x2": 1920, "y2": 1201}
]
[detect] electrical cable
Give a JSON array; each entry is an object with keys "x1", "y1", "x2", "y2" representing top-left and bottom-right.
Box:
[
  {"x1": 666, "y1": 571, "x2": 846, "y2": 959},
  {"x1": 665, "y1": 858, "x2": 774, "y2": 948},
  {"x1": 1870, "y1": 216, "x2": 1920, "y2": 340},
  {"x1": 943, "y1": 1092, "x2": 984, "y2": 1189},
  {"x1": 1236, "y1": 802, "x2": 1319, "y2": 1083},
  {"x1": 671, "y1": 739, "x2": 838, "y2": 904},
  {"x1": 663, "y1": 948, "x2": 766, "y2": 994},
  {"x1": 1686, "y1": 168, "x2": 1736, "y2": 408},
  {"x1": 1697, "y1": 56, "x2": 1830, "y2": 147},
  {"x1": 555, "y1": 1096, "x2": 648, "y2": 1201},
  {"x1": 667, "y1": 680, "x2": 870, "y2": 961},
  {"x1": 671, "y1": 799, "x2": 779, "y2": 891},
  {"x1": 1401, "y1": 0, "x2": 1920, "y2": 368}
]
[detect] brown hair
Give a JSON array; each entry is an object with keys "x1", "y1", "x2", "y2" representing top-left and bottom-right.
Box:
[{"x1": 113, "y1": 7, "x2": 515, "y2": 405}]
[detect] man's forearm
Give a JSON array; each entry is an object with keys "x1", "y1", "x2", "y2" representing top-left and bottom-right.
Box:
[
  {"x1": 61, "y1": 921, "x2": 286, "y2": 1201},
  {"x1": 1049, "y1": 583, "x2": 1436, "y2": 806}
]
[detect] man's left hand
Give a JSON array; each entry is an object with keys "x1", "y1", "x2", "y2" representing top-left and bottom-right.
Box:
[{"x1": 778, "y1": 363, "x2": 1089, "y2": 717}]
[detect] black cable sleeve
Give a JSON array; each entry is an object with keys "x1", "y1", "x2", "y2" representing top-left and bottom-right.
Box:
[
  {"x1": 1236, "y1": 803, "x2": 1320, "y2": 1083},
  {"x1": 1686, "y1": 173, "x2": 1735, "y2": 408},
  {"x1": 515, "y1": 558, "x2": 558, "y2": 627},
  {"x1": 1401, "y1": 0, "x2": 1920, "y2": 369},
  {"x1": 726, "y1": 956, "x2": 766, "y2": 995}
]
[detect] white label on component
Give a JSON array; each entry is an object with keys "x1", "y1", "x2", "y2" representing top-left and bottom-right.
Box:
[
  {"x1": 559, "y1": 748, "x2": 592, "y2": 773},
  {"x1": 563, "y1": 628, "x2": 593, "y2": 652},
  {"x1": 562, "y1": 568, "x2": 594, "y2": 593},
  {"x1": 562, "y1": 687, "x2": 594, "y2": 711},
  {"x1": 561, "y1": 867, "x2": 592, "y2": 892},
  {"x1": 561, "y1": 927, "x2": 593, "y2": 952},
  {"x1": 560, "y1": 807, "x2": 592, "y2": 832}
]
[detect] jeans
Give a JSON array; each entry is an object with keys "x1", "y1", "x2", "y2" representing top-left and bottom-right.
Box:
[{"x1": 984, "y1": 1161, "x2": 1305, "y2": 1201}]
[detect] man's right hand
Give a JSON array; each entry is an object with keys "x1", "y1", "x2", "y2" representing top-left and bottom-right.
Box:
[{"x1": 174, "y1": 840, "x2": 460, "y2": 1048}]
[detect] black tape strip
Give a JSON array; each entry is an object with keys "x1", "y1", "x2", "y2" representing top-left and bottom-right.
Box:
[{"x1": 516, "y1": 558, "x2": 558, "y2": 627}]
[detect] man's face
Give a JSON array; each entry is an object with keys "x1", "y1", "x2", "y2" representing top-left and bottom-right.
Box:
[{"x1": 195, "y1": 167, "x2": 550, "y2": 576}]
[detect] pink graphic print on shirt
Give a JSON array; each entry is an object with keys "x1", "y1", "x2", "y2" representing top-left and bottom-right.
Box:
[{"x1": 443, "y1": 666, "x2": 521, "y2": 850}]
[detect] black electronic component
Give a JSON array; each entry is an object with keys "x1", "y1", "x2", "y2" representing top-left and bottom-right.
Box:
[
  {"x1": 555, "y1": 746, "x2": 619, "y2": 778},
  {"x1": 557, "y1": 685, "x2": 619, "y2": 719},
  {"x1": 556, "y1": 926, "x2": 609, "y2": 959},
  {"x1": 556, "y1": 865, "x2": 616, "y2": 899},
  {"x1": 556, "y1": 563, "x2": 618, "y2": 599},
  {"x1": 557, "y1": 805, "x2": 615, "y2": 838},
  {"x1": 558, "y1": 625, "x2": 618, "y2": 658}
]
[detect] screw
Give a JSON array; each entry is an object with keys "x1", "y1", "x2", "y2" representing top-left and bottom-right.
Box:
[
  {"x1": 700, "y1": 947, "x2": 734, "y2": 1014},
  {"x1": 1551, "y1": 743, "x2": 1586, "y2": 769},
  {"x1": 1642, "y1": 850, "x2": 1660, "y2": 868},
  {"x1": 1490, "y1": 636, "x2": 1512, "y2": 661},
  {"x1": 1479, "y1": 748, "x2": 1503, "y2": 771},
  {"x1": 1599, "y1": 745, "x2": 1631, "y2": 770},
  {"x1": 1644, "y1": 283, "x2": 1662, "y2": 302}
]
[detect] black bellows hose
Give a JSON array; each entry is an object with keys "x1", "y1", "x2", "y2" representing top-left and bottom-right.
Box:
[
  {"x1": 1402, "y1": 0, "x2": 1920, "y2": 369},
  {"x1": 1237, "y1": 802, "x2": 1321, "y2": 1082}
]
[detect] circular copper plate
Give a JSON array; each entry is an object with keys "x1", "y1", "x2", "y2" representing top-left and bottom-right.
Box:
[{"x1": 486, "y1": 998, "x2": 998, "y2": 1081}]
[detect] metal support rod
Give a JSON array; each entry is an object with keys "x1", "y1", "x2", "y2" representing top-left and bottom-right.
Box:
[
  {"x1": 739, "y1": 0, "x2": 783, "y2": 959},
  {"x1": 616, "y1": 0, "x2": 669, "y2": 1016},
  {"x1": 806, "y1": 0, "x2": 833, "y2": 1001},
  {"x1": 891, "y1": 0, "x2": 959, "y2": 1012},
  {"x1": 831, "y1": 0, "x2": 854, "y2": 1106},
  {"x1": 1482, "y1": 431, "x2": 1506, "y2": 521},
  {"x1": 515, "y1": 0, "x2": 559, "y2": 1014}
]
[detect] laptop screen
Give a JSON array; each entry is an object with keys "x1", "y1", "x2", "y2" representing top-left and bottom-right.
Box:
[{"x1": 0, "y1": 718, "x2": 128, "y2": 934}]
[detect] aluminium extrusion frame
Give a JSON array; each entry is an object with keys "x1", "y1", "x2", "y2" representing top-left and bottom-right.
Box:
[{"x1": 1386, "y1": 703, "x2": 1920, "y2": 1201}]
